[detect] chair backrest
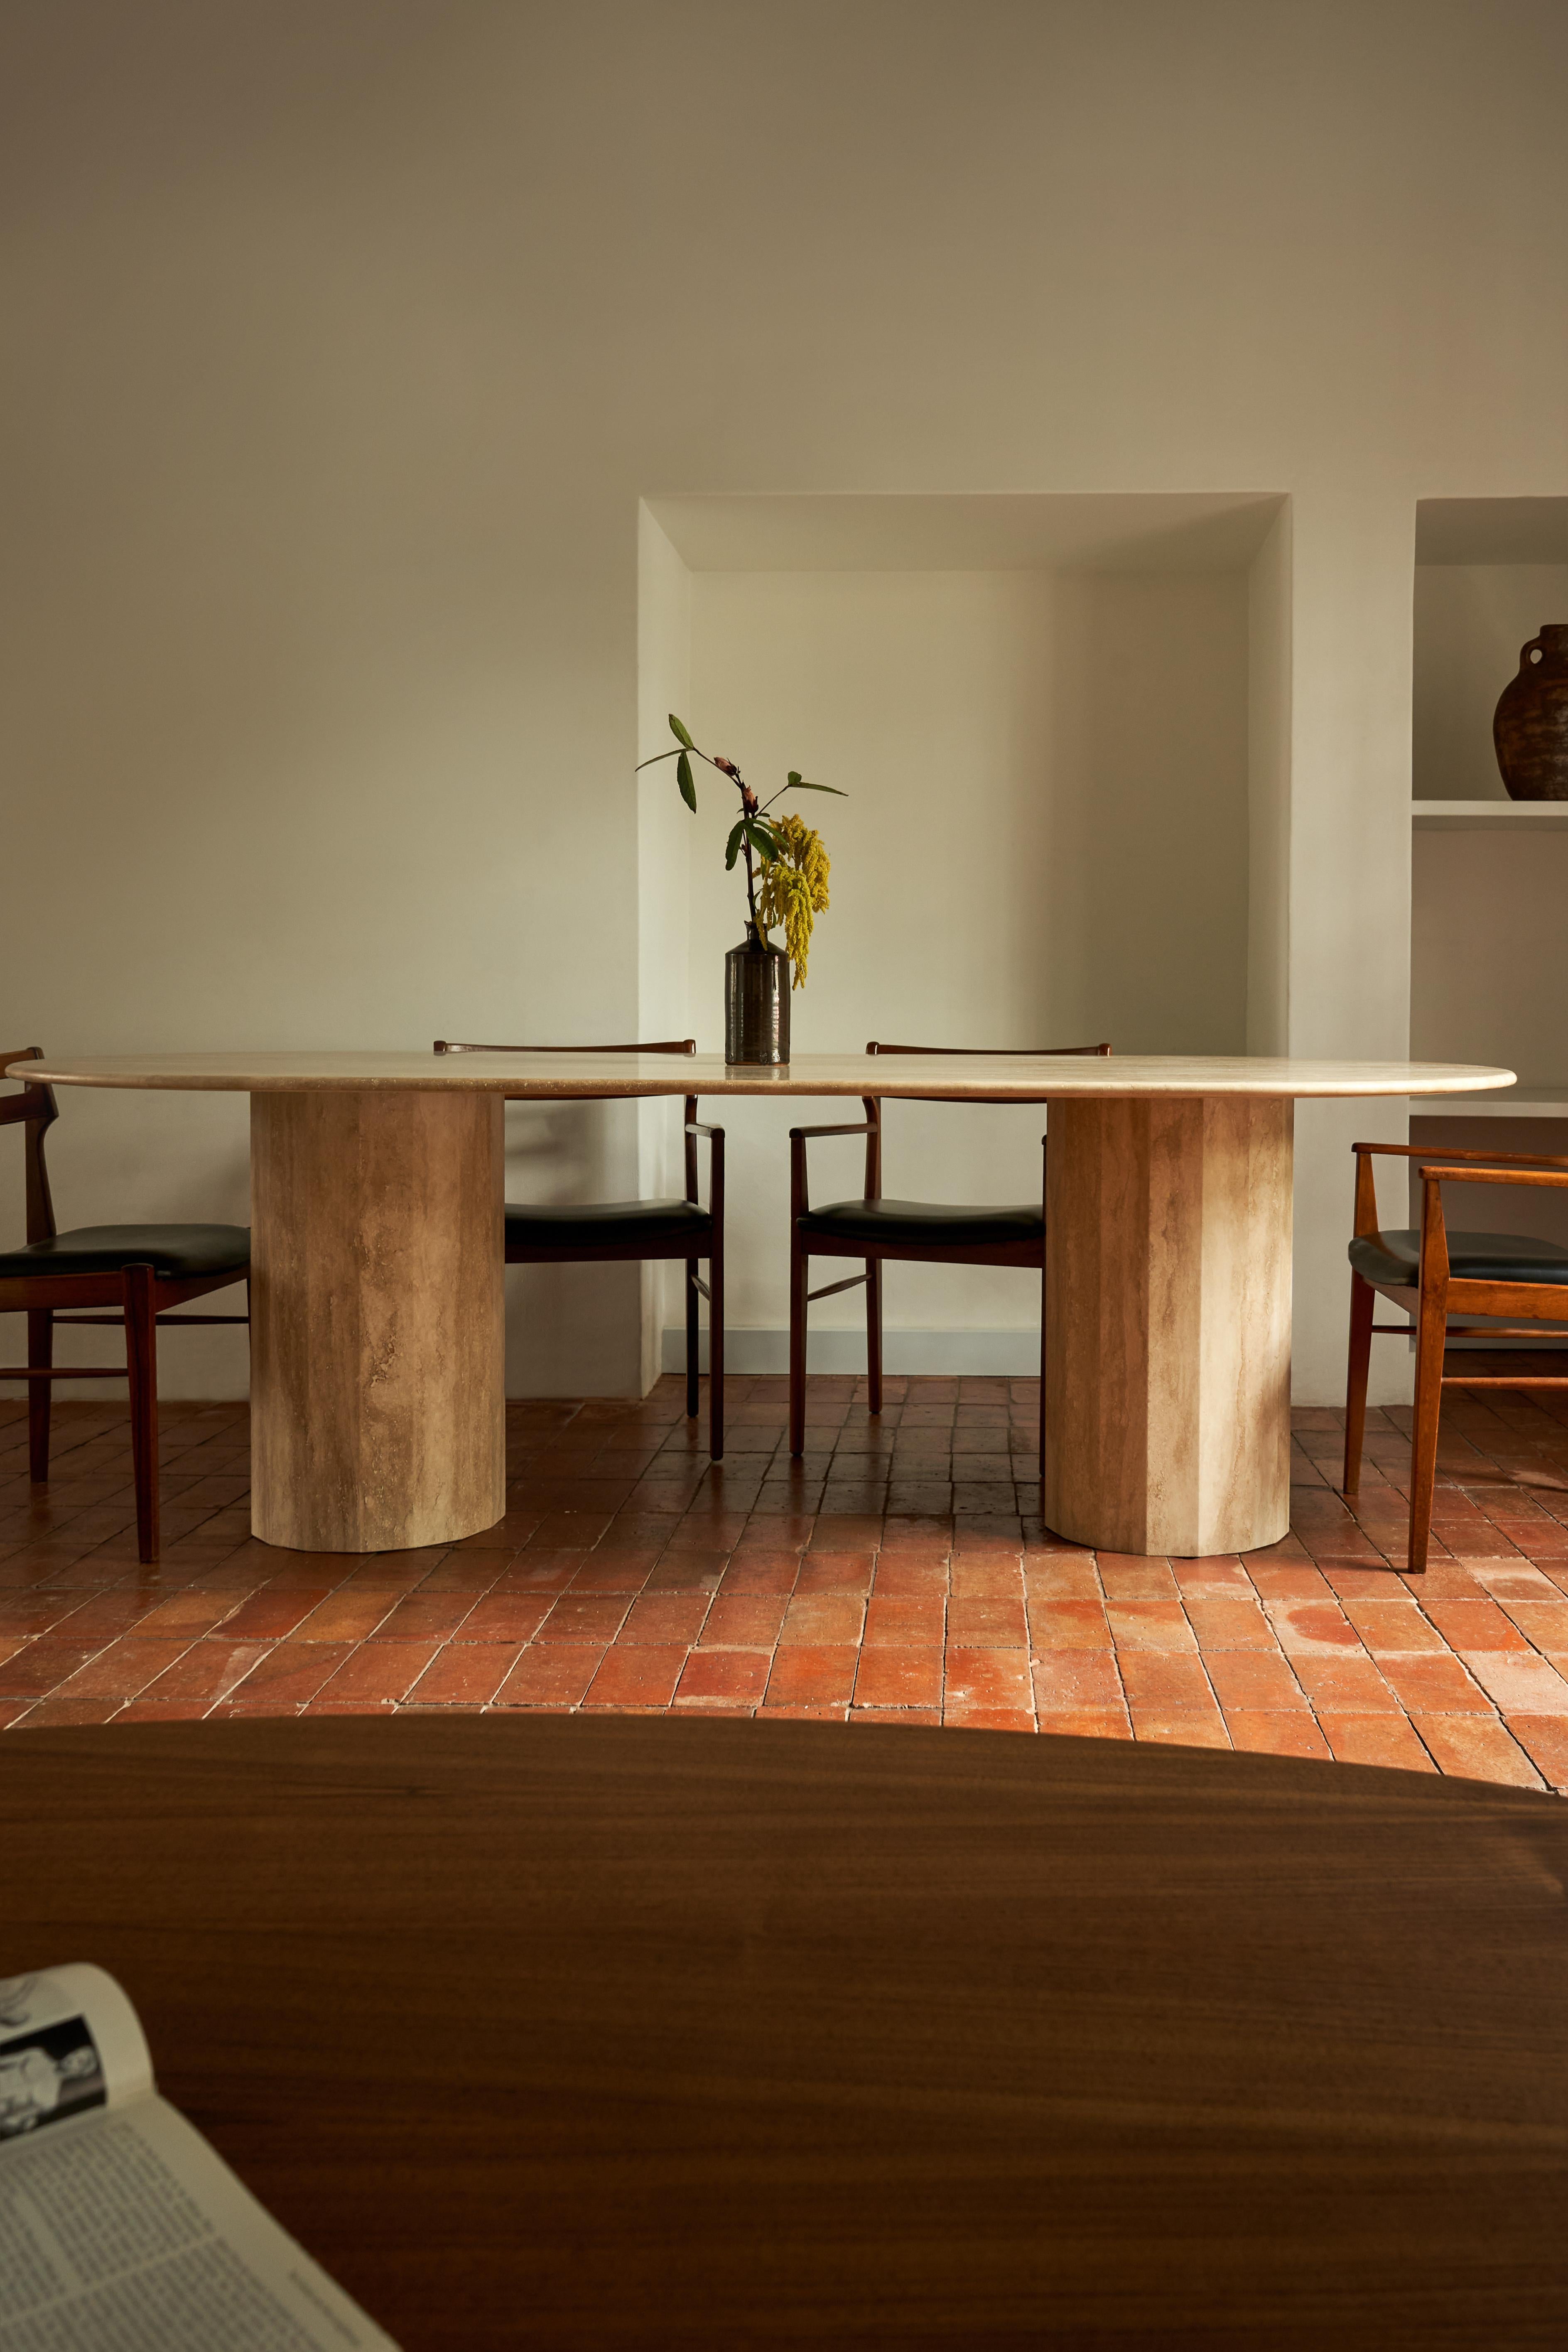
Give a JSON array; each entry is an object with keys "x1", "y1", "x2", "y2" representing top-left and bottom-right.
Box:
[
  {"x1": 0, "y1": 1048, "x2": 58, "y2": 1243},
  {"x1": 434, "y1": 1039, "x2": 696, "y2": 1056},
  {"x1": 866, "y1": 1041, "x2": 1112, "y2": 1057}
]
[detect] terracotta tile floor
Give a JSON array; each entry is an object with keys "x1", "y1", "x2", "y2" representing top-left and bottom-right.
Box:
[{"x1": 7, "y1": 1364, "x2": 1568, "y2": 1793}]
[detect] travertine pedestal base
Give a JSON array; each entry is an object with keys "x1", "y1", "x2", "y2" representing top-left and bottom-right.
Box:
[
  {"x1": 250, "y1": 1091, "x2": 505, "y2": 1552},
  {"x1": 1043, "y1": 1096, "x2": 1293, "y2": 1557}
]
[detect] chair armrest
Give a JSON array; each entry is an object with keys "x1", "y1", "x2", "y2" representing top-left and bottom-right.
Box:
[
  {"x1": 1352, "y1": 1140, "x2": 1568, "y2": 1167},
  {"x1": 685, "y1": 1120, "x2": 724, "y2": 1139},
  {"x1": 790, "y1": 1119, "x2": 880, "y2": 1219},
  {"x1": 1418, "y1": 1164, "x2": 1568, "y2": 1190}
]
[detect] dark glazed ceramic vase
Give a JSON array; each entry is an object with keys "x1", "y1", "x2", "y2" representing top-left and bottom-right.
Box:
[
  {"x1": 1494, "y1": 625, "x2": 1568, "y2": 800},
  {"x1": 724, "y1": 928, "x2": 790, "y2": 1064}
]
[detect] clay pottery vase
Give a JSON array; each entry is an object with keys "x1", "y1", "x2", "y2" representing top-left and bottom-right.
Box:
[
  {"x1": 724, "y1": 927, "x2": 790, "y2": 1064},
  {"x1": 1494, "y1": 624, "x2": 1568, "y2": 800}
]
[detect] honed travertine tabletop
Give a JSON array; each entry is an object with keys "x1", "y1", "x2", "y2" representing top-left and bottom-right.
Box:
[{"x1": 15, "y1": 1051, "x2": 1518, "y2": 1098}]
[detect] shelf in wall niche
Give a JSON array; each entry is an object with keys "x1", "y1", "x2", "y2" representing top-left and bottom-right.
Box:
[
  {"x1": 1413, "y1": 800, "x2": 1568, "y2": 830},
  {"x1": 1409, "y1": 1087, "x2": 1568, "y2": 1118}
]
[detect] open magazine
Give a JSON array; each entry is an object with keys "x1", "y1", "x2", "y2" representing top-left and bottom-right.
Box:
[{"x1": 0, "y1": 1965, "x2": 398, "y2": 2351}]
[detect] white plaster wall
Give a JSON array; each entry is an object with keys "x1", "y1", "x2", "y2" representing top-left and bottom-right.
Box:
[
  {"x1": 3, "y1": 0, "x2": 1567, "y2": 1404},
  {"x1": 1246, "y1": 510, "x2": 1292, "y2": 1057}
]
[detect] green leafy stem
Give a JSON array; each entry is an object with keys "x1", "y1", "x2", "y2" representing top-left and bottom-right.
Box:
[{"x1": 636, "y1": 715, "x2": 844, "y2": 937}]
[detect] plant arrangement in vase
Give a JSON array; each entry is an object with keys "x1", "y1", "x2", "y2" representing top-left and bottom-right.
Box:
[{"x1": 638, "y1": 716, "x2": 845, "y2": 1062}]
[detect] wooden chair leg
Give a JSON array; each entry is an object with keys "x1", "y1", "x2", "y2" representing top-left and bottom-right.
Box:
[
  {"x1": 1406, "y1": 1288, "x2": 1447, "y2": 1577},
  {"x1": 685, "y1": 1260, "x2": 700, "y2": 1421},
  {"x1": 124, "y1": 1263, "x2": 161, "y2": 1565},
  {"x1": 1038, "y1": 1264, "x2": 1048, "y2": 1482},
  {"x1": 790, "y1": 1230, "x2": 809, "y2": 1458},
  {"x1": 26, "y1": 1309, "x2": 52, "y2": 1483},
  {"x1": 866, "y1": 1260, "x2": 882, "y2": 1417},
  {"x1": 1039, "y1": 1133, "x2": 1050, "y2": 1483},
  {"x1": 707, "y1": 1239, "x2": 724, "y2": 1463},
  {"x1": 1342, "y1": 1272, "x2": 1375, "y2": 1496}
]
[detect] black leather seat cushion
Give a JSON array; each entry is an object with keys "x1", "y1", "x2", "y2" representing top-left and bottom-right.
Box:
[
  {"x1": 800, "y1": 1198, "x2": 1044, "y2": 1251},
  {"x1": 0, "y1": 1225, "x2": 250, "y2": 1282},
  {"x1": 505, "y1": 1199, "x2": 714, "y2": 1254},
  {"x1": 1350, "y1": 1228, "x2": 1568, "y2": 1288}
]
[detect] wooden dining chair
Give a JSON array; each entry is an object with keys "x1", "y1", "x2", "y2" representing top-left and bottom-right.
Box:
[
  {"x1": 1343, "y1": 1138, "x2": 1568, "y2": 1572},
  {"x1": 788, "y1": 1041, "x2": 1112, "y2": 1461},
  {"x1": 0, "y1": 1047, "x2": 250, "y2": 1563},
  {"x1": 433, "y1": 1039, "x2": 725, "y2": 1458}
]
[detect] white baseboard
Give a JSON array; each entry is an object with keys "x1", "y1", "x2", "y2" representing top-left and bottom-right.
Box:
[
  {"x1": 662, "y1": 1328, "x2": 1041, "y2": 1375},
  {"x1": 659, "y1": 1326, "x2": 1477, "y2": 1405}
]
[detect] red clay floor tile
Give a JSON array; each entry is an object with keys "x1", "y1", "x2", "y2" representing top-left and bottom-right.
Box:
[
  {"x1": 1287, "y1": 1653, "x2": 1400, "y2": 1713},
  {"x1": 1031, "y1": 1651, "x2": 1123, "y2": 1711},
  {"x1": 1128, "y1": 1706, "x2": 1231, "y2": 1749},
  {"x1": 1037, "y1": 1707, "x2": 1132, "y2": 1740},
  {"x1": 700, "y1": 1593, "x2": 788, "y2": 1647},
  {"x1": 617, "y1": 1592, "x2": 712, "y2": 1646},
  {"x1": 52, "y1": 1636, "x2": 198, "y2": 1702},
  {"x1": 1316, "y1": 1713, "x2": 1437, "y2": 1773},
  {"x1": 1222, "y1": 1709, "x2": 1333, "y2": 1760},
  {"x1": 676, "y1": 1649, "x2": 771, "y2": 1705},
  {"x1": 1202, "y1": 1650, "x2": 1307, "y2": 1712},
  {"x1": 1411, "y1": 1713, "x2": 1546, "y2": 1788},
  {"x1": 584, "y1": 1645, "x2": 689, "y2": 1709},
  {"x1": 409, "y1": 1642, "x2": 526, "y2": 1706},
  {"x1": 852, "y1": 1646, "x2": 944, "y2": 1709},
  {"x1": 227, "y1": 1642, "x2": 356, "y2": 1707},
  {"x1": 453, "y1": 1594, "x2": 554, "y2": 1643},
  {"x1": 536, "y1": 1595, "x2": 632, "y2": 1645},
  {"x1": 318, "y1": 1642, "x2": 442, "y2": 1704},
  {"x1": 943, "y1": 1648, "x2": 1033, "y2": 1712},
  {"x1": 491, "y1": 1644, "x2": 606, "y2": 1708},
  {"x1": 1116, "y1": 1652, "x2": 1214, "y2": 1711},
  {"x1": 765, "y1": 1646, "x2": 859, "y2": 1707},
  {"x1": 1504, "y1": 1714, "x2": 1568, "y2": 1791}
]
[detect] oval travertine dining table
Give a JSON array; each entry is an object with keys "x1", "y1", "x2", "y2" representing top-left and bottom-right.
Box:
[{"x1": 17, "y1": 1051, "x2": 1514, "y2": 1557}]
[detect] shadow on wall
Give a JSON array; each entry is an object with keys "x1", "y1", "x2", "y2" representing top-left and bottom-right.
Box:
[{"x1": 1041, "y1": 572, "x2": 1249, "y2": 1054}]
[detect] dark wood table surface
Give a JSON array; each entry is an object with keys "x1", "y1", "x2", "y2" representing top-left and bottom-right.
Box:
[{"x1": 4, "y1": 1716, "x2": 1567, "y2": 2347}]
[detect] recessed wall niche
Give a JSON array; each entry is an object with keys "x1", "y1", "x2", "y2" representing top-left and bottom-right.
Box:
[
  {"x1": 1410, "y1": 496, "x2": 1568, "y2": 1305},
  {"x1": 637, "y1": 492, "x2": 1290, "y2": 1374},
  {"x1": 1411, "y1": 498, "x2": 1568, "y2": 1099}
]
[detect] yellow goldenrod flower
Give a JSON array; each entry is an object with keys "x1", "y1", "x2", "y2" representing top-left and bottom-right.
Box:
[{"x1": 757, "y1": 813, "x2": 831, "y2": 987}]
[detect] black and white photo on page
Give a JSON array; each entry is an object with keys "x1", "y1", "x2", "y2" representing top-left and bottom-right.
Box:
[{"x1": 0, "y1": 2016, "x2": 106, "y2": 2139}]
